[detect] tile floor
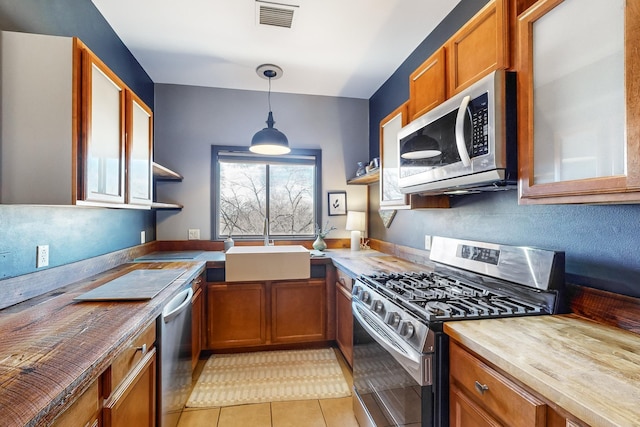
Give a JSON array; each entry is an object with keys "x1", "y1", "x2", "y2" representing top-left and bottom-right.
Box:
[{"x1": 177, "y1": 348, "x2": 359, "y2": 427}]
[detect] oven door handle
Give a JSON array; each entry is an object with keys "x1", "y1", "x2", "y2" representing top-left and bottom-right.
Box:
[
  {"x1": 455, "y1": 95, "x2": 472, "y2": 167},
  {"x1": 353, "y1": 303, "x2": 430, "y2": 386}
]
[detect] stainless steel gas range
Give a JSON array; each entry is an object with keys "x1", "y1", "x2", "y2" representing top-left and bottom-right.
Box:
[{"x1": 351, "y1": 236, "x2": 565, "y2": 427}]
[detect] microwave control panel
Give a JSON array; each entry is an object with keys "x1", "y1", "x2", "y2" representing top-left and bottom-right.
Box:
[{"x1": 470, "y1": 93, "x2": 489, "y2": 158}]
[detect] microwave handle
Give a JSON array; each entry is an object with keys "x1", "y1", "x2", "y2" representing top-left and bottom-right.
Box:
[{"x1": 455, "y1": 95, "x2": 472, "y2": 167}]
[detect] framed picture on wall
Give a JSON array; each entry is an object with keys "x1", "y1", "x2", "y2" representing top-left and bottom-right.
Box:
[{"x1": 328, "y1": 191, "x2": 347, "y2": 216}]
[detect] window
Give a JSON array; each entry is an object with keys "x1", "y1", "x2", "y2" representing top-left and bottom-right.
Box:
[{"x1": 212, "y1": 146, "x2": 322, "y2": 240}]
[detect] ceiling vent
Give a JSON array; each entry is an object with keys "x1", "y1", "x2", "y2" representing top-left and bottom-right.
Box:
[{"x1": 256, "y1": 1, "x2": 298, "y2": 29}]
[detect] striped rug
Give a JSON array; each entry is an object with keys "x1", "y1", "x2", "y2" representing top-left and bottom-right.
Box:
[{"x1": 186, "y1": 348, "x2": 351, "y2": 407}]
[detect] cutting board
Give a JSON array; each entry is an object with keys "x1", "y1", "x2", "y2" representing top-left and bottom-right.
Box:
[{"x1": 74, "y1": 269, "x2": 187, "y2": 301}]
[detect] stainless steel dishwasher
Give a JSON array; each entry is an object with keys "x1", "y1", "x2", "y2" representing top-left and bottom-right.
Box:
[{"x1": 158, "y1": 284, "x2": 193, "y2": 427}]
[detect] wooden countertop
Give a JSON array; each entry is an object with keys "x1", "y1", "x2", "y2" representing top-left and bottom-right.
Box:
[
  {"x1": 0, "y1": 260, "x2": 205, "y2": 427},
  {"x1": 444, "y1": 315, "x2": 640, "y2": 427}
]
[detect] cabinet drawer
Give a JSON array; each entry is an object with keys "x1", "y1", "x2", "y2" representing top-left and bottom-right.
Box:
[
  {"x1": 449, "y1": 341, "x2": 545, "y2": 427},
  {"x1": 336, "y1": 269, "x2": 354, "y2": 291},
  {"x1": 51, "y1": 379, "x2": 100, "y2": 427},
  {"x1": 105, "y1": 321, "x2": 156, "y2": 398}
]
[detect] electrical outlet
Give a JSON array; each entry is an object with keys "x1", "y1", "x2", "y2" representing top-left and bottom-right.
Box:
[
  {"x1": 36, "y1": 245, "x2": 49, "y2": 268},
  {"x1": 141, "y1": 231, "x2": 146, "y2": 244},
  {"x1": 188, "y1": 229, "x2": 200, "y2": 240},
  {"x1": 424, "y1": 235, "x2": 432, "y2": 251}
]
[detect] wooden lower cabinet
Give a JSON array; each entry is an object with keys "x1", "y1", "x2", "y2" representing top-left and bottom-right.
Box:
[
  {"x1": 450, "y1": 382, "x2": 502, "y2": 427},
  {"x1": 205, "y1": 277, "x2": 331, "y2": 350},
  {"x1": 335, "y1": 269, "x2": 353, "y2": 367},
  {"x1": 51, "y1": 380, "x2": 100, "y2": 427},
  {"x1": 271, "y1": 279, "x2": 326, "y2": 343},
  {"x1": 450, "y1": 340, "x2": 587, "y2": 427},
  {"x1": 206, "y1": 282, "x2": 267, "y2": 349},
  {"x1": 103, "y1": 348, "x2": 156, "y2": 427},
  {"x1": 450, "y1": 341, "x2": 546, "y2": 427}
]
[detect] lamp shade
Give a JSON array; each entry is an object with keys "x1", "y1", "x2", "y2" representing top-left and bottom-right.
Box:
[
  {"x1": 345, "y1": 211, "x2": 366, "y2": 231},
  {"x1": 250, "y1": 112, "x2": 291, "y2": 155}
]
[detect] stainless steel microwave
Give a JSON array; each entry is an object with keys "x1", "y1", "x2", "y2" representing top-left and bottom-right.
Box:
[{"x1": 398, "y1": 70, "x2": 517, "y2": 195}]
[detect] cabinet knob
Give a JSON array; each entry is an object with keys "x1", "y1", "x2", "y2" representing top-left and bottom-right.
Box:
[
  {"x1": 474, "y1": 381, "x2": 489, "y2": 395},
  {"x1": 135, "y1": 344, "x2": 147, "y2": 355}
]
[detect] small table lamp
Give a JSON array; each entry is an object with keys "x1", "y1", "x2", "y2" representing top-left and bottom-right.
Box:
[{"x1": 345, "y1": 211, "x2": 366, "y2": 251}]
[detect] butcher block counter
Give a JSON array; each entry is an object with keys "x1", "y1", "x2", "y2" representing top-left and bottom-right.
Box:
[
  {"x1": 444, "y1": 315, "x2": 640, "y2": 427},
  {"x1": 0, "y1": 260, "x2": 205, "y2": 427}
]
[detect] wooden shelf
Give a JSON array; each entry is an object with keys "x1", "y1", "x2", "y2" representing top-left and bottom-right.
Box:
[
  {"x1": 152, "y1": 162, "x2": 183, "y2": 209},
  {"x1": 347, "y1": 169, "x2": 379, "y2": 185},
  {"x1": 151, "y1": 202, "x2": 183, "y2": 210},
  {"x1": 153, "y1": 162, "x2": 183, "y2": 181}
]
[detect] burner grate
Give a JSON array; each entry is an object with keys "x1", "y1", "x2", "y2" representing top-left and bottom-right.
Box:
[{"x1": 362, "y1": 271, "x2": 548, "y2": 322}]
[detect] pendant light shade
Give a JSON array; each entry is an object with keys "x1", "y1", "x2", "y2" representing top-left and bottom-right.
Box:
[{"x1": 250, "y1": 64, "x2": 291, "y2": 155}]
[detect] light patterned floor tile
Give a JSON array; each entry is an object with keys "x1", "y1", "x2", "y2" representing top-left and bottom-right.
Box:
[
  {"x1": 319, "y1": 397, "x2": 359, "y2": 427},
  {"x1": 271, "y1": 400, "x2": 326, "y2": 427},
  {"x1": 218, "y1": 403, "x2": 272, "y2": 427}
]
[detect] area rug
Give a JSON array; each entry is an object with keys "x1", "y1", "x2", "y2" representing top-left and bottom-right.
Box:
[{"x1": 186, "y1": 348, "x2": 351, "y2": 407}]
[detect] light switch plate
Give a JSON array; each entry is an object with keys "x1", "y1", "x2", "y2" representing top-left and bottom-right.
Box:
[
  {"x1": 188, "y1": 229, "x2": 200, "y2": 240},
  {"x1": 424, "y1": 235, "x2": 431, "y2": 251},
  {"x1": 36, "y1": 245, "x2": 49, "y2": 268}
]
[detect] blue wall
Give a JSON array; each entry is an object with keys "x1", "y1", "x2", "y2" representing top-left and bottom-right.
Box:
[
  {"x1": 368, "y1": 0, "x2": 640, "y2": 298},
  {"x1": 0, "y1": 0, "x2": 155, "y2": 279}
]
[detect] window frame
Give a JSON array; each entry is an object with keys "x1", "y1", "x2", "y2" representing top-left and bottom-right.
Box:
[{"x1": 211, "y1": 145, "x2": 322, "y2": 241}]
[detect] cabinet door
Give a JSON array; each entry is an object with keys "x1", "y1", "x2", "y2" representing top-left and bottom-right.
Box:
[
  {"x1": 191, "y1": 286, "x2": 203, "y2": 371},
  {"x1": 103, "y1": 347, "x2": 156, "y2": 427},
  {"x1": 80, "y1": 49, "x2": 126, "y2": 204},
  {"x1": 206, "y1": 282, "x2": 267, "y2": 349},
  {"x1": 447, "y1": 0, "x2": 509, "y2": 95},
  {"x1": 51, "y1": 380, "x2": 100, "y2": 427},
  {"x1": 518, "y1": 0, "x2": 640, "y2": 204},
  {"x1": 126, "y1": 90, "x2": 153, "y2": 206},
  {"x1": 335, "y1": 279, "x2": 353, "y2": 367},
  {"x1": 380, "y1": 103, "x2": 411, "y2": 209},
  {"x1": 409, "y1": 47, "x2": 447, "y2": 120},
  {"x1": 271, "y1": 280, "x2": 326, "y2": 344}
]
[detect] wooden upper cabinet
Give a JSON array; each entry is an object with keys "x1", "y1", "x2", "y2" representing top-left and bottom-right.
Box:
[
  {"x1": 409, "y1": 47, "x2": 447, "y2": 121},
  {"x1": 380, "y1": 103, "x2": 411, "y2": 209},
  {"x1": 517, "y1": 0, "x2": 640, "y2": 204},
  {"x1": 0, "y1": 31, "x2": 154, "y2": 208},
  {"x1": 80, "y1": 48, "x2": 126, "y2": 204},
  {"x1": 126, "y1": 90, "x2": 153, "y2": 206},
  {"x1": 447, "y1": 0, "x2": 510, "y2": 96},
  {"x1": 407, "y1": 0, "x2": 509, "y2": 123}
]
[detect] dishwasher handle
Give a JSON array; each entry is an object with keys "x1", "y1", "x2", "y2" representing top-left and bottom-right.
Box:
[{"x1": 162, "y1": 287, "x2": 193, "y2": 323}]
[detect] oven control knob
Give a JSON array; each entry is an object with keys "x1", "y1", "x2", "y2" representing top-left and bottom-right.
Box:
[
  {"x1": 388, "y1": 312, "x2": 401, "y2": 327},
  {"x1": 352, "y1": 285, "x2": 361, "y2": 298},
  {"x1": 400, "y1": 321, "x2": 415, "y2": 338},
  {"x1": 372, "y1": 300, "x2": 384, "y2": 313},
  {"x1": 362, "y1": 291, "x2": 371, "y2": 303}
]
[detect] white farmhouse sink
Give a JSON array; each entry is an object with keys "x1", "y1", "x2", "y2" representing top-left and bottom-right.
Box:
[{"x1": 225, "y1": 245, "x2": 310, "y2": 282}]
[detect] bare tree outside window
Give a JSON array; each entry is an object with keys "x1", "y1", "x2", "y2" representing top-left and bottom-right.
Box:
[{"x1": 214, "y1": 147, "x2": 321, "y2": 240}]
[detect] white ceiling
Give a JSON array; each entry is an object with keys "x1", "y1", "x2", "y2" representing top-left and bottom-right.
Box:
[{"x1": 92, "y1": 0, "x2": 460, "y2": 99}]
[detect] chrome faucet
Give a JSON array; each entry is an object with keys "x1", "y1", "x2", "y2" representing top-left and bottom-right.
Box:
[{"x1": 263, "y1": 217, "x2": 270, "y2": 246}]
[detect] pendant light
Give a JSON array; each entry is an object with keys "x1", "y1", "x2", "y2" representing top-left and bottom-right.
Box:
[{"x1": 250, "y1": 64, "x2": 291, "y2": 155}]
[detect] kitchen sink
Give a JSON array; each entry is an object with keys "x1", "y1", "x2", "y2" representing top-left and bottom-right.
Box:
[{"x1": 225, "y1": 245, "x2": 310, "y2": 282}]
